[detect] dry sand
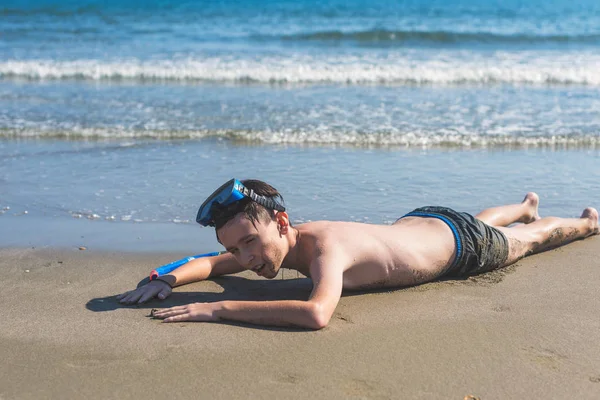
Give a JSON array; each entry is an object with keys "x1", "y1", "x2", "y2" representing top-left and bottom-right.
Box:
[{"x1": 1, "y1": 238, "x2": 600, "y2": 399}]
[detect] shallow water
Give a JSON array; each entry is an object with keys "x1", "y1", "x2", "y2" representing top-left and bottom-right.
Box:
[{"x1": 2, "y1": 138, "x2": 598, "y2": 229}]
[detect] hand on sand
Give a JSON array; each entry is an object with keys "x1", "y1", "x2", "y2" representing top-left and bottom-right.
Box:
[
  {"x1": 151, "y1": 303, "x2": 217, "y2": 323},
  {"x1": 117, "y1": 280, "x2": 172, "y2": 304}
]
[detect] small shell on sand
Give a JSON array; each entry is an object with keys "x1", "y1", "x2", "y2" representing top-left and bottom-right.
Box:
[
  {"x1": 464, "y1": 396, "x2": 481, "y2": 400},
  {"x1": 78, "y1": 246, "x2": 87, "y2": 251}
]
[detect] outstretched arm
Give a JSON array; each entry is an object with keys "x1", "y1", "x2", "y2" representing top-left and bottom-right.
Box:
[
  {"x1": 118, "y1": 252, "x2": 244, "y2": 304},
  {"x1": 155, "y1": 252, "x2": 245, "y2": 287},
  {"x1": 153, "y1": 249, "x2": 346, "y2": 330}
]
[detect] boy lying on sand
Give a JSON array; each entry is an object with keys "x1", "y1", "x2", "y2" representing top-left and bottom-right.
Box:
[{"x1": 118, "y1": 179, "x2": 598, "y2": 329}]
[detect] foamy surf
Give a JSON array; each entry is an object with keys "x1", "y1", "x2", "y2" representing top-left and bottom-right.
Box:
[
  {"x1": 2, "y1": 51, "x2": 600, "y2": 86},
  {"x1": 1, "y1": 127, "x2": 598, "y2": 148}
]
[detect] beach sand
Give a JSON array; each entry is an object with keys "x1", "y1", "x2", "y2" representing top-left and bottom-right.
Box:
[{"x1": 1, "y1": 238, "x2": 600, "y2": 400}]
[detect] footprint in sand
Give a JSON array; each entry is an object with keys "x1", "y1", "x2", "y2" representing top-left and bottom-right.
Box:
[
  {"x1": 272, "y1": 372, "x2": 303, "y2": 384},
  {"x1": 522, "y1": 346, "x2": 567, "y2": 371},
  {"x1": 341, "y1": 378, "x2": 391, "y2": 399},
  {"x1": 335, "y1": 313, "x2": 354, "y2": 323}
]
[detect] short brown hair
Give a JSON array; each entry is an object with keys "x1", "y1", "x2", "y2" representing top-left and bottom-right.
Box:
[{"x1": 213, "y1": 179, "x2": 285, "y2": 231}]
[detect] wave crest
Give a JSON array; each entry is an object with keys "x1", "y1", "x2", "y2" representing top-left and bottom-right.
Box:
[
  {"x1": 279, "y1": 29, "x2": 600, "y2": 44},
  {"x1": 2, "y1": 55, "x2": 599, "y2": 86},
  {"x1": 2, "y1": 127, "x2": 598, "y2": 148}
]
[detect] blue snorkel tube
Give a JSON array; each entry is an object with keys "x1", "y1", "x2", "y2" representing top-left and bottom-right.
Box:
[{"x1": 149, "y1": 251, "x2": 226, "y2": 281}]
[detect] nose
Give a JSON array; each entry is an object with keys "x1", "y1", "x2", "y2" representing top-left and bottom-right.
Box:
[{"x1": 240, "y1": 249, "x2": 254, "y2": 268}]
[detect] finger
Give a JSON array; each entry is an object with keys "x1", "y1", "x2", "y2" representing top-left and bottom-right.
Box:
[
  {"x1": 152, "y1": 309, "x2": 184, "y2": 319},
  {"x1": 121, "y1": 291, "x2": 142, "y2": 304},
  {"x1": 152, "y1": 309, "x2": 182, "y2": 318},
  {"x1": 137, "y1": 289, "x2": 158, "y2": 304},
  {"x1": 164, "y1": 313, "x2": 190, "y2": 323},
  {"x1": 116, "y1": 291, "x2": 130, "y2": 300},
  {"x1": 157, "y1": 286, "x2": 171, "y2": 300},
  {"x1": 119, "y1": 293, "x2": 135, "y2": 304},
  {"x1": 154, "y1": 305, "x2": 188, "y2": 314},
  {"x1": 153, "y1": 307, "x2": 192, "y2": 319}
]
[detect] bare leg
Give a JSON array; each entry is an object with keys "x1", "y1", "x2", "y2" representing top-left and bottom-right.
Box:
[
  {"x1": 497, "y1": 207, "x2": 599, "y2": 267},
  {"x1": 475, "y1": 192, "x2": 541, "y2": 227}
]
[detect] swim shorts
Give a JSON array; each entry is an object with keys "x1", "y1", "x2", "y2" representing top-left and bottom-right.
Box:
[{"x1": 400, "y1": 206, "x2": 509, "y2": 278}]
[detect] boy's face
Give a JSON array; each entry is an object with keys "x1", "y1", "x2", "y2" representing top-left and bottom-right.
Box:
[{"x1": 217, "y1": 213, "x2": 285, "y2": 279}]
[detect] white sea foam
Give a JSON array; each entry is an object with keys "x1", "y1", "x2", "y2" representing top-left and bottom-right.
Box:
[
  {"x1": 2, "y1": 51, "x2": 600, "y2": 85},
  {"x1": 1, "y1": 127, "x2": 598, "y2": 148}
]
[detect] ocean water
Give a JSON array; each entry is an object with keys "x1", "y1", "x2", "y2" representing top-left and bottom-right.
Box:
[{"x1": 1, "y1": 0, "x2": 599, "y2": 251}]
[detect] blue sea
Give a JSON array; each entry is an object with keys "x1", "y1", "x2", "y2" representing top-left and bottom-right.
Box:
[{"x1": 1, "y1": 0, "x2": 599, "y2": 251}]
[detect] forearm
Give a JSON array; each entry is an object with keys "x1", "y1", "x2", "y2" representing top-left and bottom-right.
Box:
[
  {"x1": 214, "y1": 300, "x2": 327, "y2": 330},
  {"x1": 159, "y1": 257, "x2": 213, "y2": 287},
  {"x1": 158, "y1": 253, "x2": 242, "y2": 287}
]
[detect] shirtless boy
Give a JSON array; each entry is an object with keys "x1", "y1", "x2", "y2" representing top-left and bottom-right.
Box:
[{"x1": 118, "y1": 179, "x2": 599, "y2": 329}]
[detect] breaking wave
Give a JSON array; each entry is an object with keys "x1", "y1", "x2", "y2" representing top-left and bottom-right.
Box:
[
  {"x1": 277, "y1": 29, "x2": 600, "y2": 45},
  {"x1": 2, "y1": 127, "x2": 598, "y2": 148},
  {"x1": 1, "y1": 53, "x2": 600, "y2": 86}
]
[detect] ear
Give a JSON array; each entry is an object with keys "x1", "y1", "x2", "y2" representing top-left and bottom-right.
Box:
[{"x1": 276, "y1": 212, "x2": 290, "y2": 235}]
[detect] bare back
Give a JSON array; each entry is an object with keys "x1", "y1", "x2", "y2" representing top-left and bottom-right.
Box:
[{"x1": 291, "y1": 217, "x2": 457, "y2": 290}]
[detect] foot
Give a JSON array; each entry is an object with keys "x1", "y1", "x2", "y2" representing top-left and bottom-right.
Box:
[
  {"x1": 581, "y1": 207, "x2": 599, "y2": 235},
  {"x1": 519, "y1": 192, "x2": 541, "y2": 223}
]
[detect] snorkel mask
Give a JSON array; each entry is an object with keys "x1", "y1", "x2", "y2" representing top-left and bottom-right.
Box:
[{"x1": 196, "y1": 179, "x2": 286, "y2": 227}]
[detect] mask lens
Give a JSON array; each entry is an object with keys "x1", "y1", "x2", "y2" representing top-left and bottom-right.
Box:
[{"x1": 196, "y1": 179, "x2": 245, "y2": 226}]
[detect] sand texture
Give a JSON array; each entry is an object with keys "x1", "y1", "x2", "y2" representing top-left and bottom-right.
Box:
[{"x1": 1, "y1": 238, "x2": 600, "y2": 399}]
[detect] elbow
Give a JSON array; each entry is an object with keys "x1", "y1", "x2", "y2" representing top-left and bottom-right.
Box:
[{"x1": 306, "y1": 302, "x2": 331, "y2": 330}]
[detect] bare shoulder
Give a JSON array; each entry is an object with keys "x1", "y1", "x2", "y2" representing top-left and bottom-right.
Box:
[
  {"x1": 297, "y1": 221, "x2": 367, "y2": 251},
  {"x1": 299, "y1": 220, "x2": 396, "y2": 244},
  {"x1": 296, "y1": 221, "x2": 346, "y2": 253},
  {"x1": 298, "y1": 220, "x2": 389, "y2": 236},
  {"x1": 297, "y1": 221, "x2": 390, "y2": 271}
]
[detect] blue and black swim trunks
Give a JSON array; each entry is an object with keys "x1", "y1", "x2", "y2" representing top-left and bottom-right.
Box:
[{"x1": 401, "y1": 206, "x2": 510, "y2": 277}]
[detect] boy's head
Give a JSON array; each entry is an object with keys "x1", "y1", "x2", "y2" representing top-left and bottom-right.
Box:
[
  {"x1": 211, "y1": 179, "x2": 284, "y2": 231},
  {"x1": 198, "y1": 179, "x2": 292, "y2": 279}
]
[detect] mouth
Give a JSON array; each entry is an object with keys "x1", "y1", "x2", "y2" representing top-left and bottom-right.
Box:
[{"x1": 253, "y1": 263, "x2": 267, "y2": 274}]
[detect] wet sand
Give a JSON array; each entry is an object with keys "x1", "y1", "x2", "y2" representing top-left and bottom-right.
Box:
[{"x1": 1, "y1": 238, "x2": 600, "y2": 399}]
